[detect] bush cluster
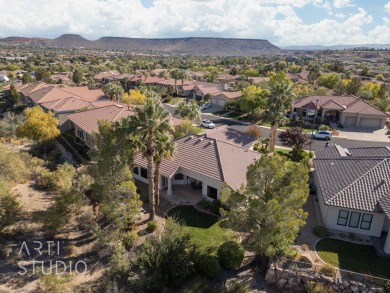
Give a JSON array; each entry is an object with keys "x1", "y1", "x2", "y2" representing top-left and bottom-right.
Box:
[
  {"x1": 312, "y1": 225, "x2": 330, "y2": 238},
  {"x1": 217, "y1": 241, "x2": 245, "y2": 270}
]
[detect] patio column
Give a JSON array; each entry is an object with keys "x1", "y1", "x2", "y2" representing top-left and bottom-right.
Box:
[
  {"x1": 384, "y1": 228, "x2": 390, "y2": 254},
  {"x1": 167, "y1": 178, "x2": 173, "y2": 195},
  {"x1": 321, "y1": 109, "x2": 326, "y2": 122}
]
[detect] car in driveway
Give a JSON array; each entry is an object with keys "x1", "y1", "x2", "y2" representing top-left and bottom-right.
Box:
[
  {"x1": 200, "y1": 103, "x2": 211, "y2": 110},
  {"x1": 311, "y1": 130, "x2": 333, "y2": 140},
  {"x1": 201, "y1": 119, "x2": 215, "y2": 129}
]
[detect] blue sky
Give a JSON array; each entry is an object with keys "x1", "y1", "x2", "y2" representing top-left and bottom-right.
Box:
[{"x1": 0, "y1": 0, "x2": 389, "y2": 46}]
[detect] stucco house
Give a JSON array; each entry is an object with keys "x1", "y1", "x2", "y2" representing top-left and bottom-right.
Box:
[
  {"x1": 133, "y1": 133, "x2": 260, "y2": 201},
  {"x1": 313, "y1": 145, "x2": 390, "y2": 254},
  {"x1": 293, "y1": 95, "x2": 388, "y2": 129},
  {"x1": 211, "y1": 91, "x2": 241, "y2": 107}
]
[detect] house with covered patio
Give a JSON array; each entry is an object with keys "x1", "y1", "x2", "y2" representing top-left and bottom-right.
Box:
[
  {"x1": 293, "y1": 95, "x2": 387, "y2": 129},
  {"x1": 133, "y1": 133, "x2": 260, "y2": 202},
  {"x1": 314, "y1": 145, "x2": 390, "y2": 254}
]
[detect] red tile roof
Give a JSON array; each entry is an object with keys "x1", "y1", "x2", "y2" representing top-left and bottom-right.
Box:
[{"x1": 134, "y1": 134, "x2": 260, "y2": 190}]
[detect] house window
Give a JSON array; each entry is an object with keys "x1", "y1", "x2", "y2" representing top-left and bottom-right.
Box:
[
  {"x1": 77, "y1": 129, "x2": 84, "y2": 140},
  {"x1": 140, "y1": 168, "x2": 148, "y2": 179},
  {"x1": 360, "y1": 214, "x2": 373, "y2": 230},
  {"x1": 348, "y1": 212, "x2": 361, "y2": 228},
  {"x1": 133, "y1": 167, "x2": 139, "y2": 175},
  {"x1": 207, "y1": 186, "x2": 218, "y2": 200},
  {"x1": 174, "y1": 173, "x2": 184, "y2": 180},
  {"x1": 337, "y1": 210, "x2": 349, "y2": 226}
]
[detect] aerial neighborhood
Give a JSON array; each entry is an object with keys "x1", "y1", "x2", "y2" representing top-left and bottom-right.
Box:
[{"x1": 1, "y1": 33, "x2": 390, "y2": 293}]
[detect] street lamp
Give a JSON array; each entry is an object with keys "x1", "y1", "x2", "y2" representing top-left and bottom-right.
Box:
[{"x1": 309, "y1": 98, "x2": 320, "y2": 152}]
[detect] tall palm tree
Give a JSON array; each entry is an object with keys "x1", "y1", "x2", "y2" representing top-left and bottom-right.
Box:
[
  {"x1": 180, "y1": 71, "x2": 190, "y2": 96},
  {"x1": 170, "y1": 69, "x2": 181, "y2": 96},
  {"x1": 266, "y1": 79, "x2": 295, "y2": 154},
  {"x1": 131, "y1": 96, "x2": 174, "y2": 220},
  {"x1": 153, "y1": 134, "x2": 175, "y2": 206}
]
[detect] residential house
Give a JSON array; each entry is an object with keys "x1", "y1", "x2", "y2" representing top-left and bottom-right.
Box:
[
  {"x1": 211, "y1": 91, "x2": 241, "y2": 107},
  {"x1": 133, "y1": 133, "x2": 260, "y2": 201},
  {"x1": 66, "y1": 104, "x2": 136, "y2": 148},
  {"x1": 313, "y1": 145, "x2": 390, "y2": 254},
  {"x1": 293, "y1": 95, "x2": 388, "y2": 129}
]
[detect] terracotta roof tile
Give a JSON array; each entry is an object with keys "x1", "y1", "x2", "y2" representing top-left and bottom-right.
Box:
[{"x1": 205, "y1": 126, "x2": 257, "y2": 149}]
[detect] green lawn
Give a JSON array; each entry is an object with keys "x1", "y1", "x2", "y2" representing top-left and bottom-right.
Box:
[
  {"x1": 167, "y1": 205, "x2": 237, "y2": 253},
  {"x1": 225, "y1": 112, "x2": 248, "y2": 120},
  {"x1": 167, "y1": 97, "x2": 183, "y2": 105},
  {"x1": 316, "y1": 238, "x2": 390, "y2": 279}
]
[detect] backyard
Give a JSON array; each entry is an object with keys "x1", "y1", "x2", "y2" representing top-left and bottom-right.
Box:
[
  {"x1": 316, "y1": 238, "x2": 390, "y2": 279},
  {"x1": 167, "y1": 205, "x2": 237, "y2": 252}
]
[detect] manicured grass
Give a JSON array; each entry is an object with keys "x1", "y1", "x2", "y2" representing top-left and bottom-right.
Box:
[
  {"x1": 225, "y1": 111, "x2": 248, "y2": 120},
  {"x1": 275, "y1": 148, "x2": 291, "y2": 155},
  {"x1": 167, "y1": 97, "x2": 183, "y2": 105},
  {"x1": 316, "y1": 238, "x2": 390, "y2": 279},
  {"x1": 168, "y1": 205, "x2": 237, "y2": 252}
]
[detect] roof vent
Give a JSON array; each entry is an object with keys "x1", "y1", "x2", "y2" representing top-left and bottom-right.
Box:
[
  {"x1": 198, "y1": 138, "x2": 203, "y2": 143},
  {"x1": 381, "y1": 179, "x2": 386, "y2": 185},
  {"x1": 190, "y1": 135, "x2": 194, "y2": 139}
]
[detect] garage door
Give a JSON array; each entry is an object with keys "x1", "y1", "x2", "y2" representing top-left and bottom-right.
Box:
[
  {"x1": 344, "y1": 116, "x2": 357, "y2": 127},
  {"x1": 218, "y1": 100, "x2": 225, "y2": 107},
  {"x1": 359, "y1": 118, "x2": 382, "y2": 129}
]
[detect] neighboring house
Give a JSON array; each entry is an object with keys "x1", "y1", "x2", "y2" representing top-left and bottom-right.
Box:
[
  {"x1": 66, "y1": 104, "x2": 136, "y2": 148},
  {"x1": 314, "y1": 145, "x2": 390, "y2": 254},
  {"x1": 0, "y1": 74, "x2": 10, "y2": 82},
  {"x1": 66, "y1": 104, "x2": 182, "y2": 149},
  {"x1": 133, "y1": 133, "x2": 260, "y2": 200},
  {"x1": 293, "y1": 95, "x2": 388, "y2": 129},
  {"x1": 93, "y1": 70, "x2": 121, "y2": 83},
  {"x1": 211, "y1": 91, "x2": 241, "y2": 107}
]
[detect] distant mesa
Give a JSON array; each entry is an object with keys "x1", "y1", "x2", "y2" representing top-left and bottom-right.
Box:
[{"x1": 0, "y1": 34, "x2": 281, "y2": 56}]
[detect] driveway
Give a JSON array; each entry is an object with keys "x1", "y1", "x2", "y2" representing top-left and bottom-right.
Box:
[{"x1": 335, "y1": 126, "x2": 390, "y2": 143}]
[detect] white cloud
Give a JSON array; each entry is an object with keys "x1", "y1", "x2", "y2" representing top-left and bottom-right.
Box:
[
  {"x1": 333, "y1": 0, "x2": 351, "y2": 9},
  {"x1": 385, "y1": 1, "x2": 390, "y2": 14},
  {"x1": 0, "y1": 0, "x2": 384, "y2": 46}
]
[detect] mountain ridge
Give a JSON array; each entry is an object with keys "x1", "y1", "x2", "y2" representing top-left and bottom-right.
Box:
[{"x1": 0, "y1": 34, "x2": 281, "y2": 56}]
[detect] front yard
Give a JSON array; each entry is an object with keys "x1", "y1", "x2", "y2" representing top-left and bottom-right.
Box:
[
  {"x1": 316, "y1": 238, "x2": 390, "y2": 279},
  {"x1": 167, "y1": 205, "x2": 237, "y2": 253}
]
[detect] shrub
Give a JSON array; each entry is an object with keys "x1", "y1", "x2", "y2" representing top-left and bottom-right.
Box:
[
  {"x1": 286, "y1": 248, "x2": 301, "y2": 260},
  {"x1": 0, "y1": 179, "x2": 21, "y2": 231},
  {"x1": 312, "y1": 225, "x2": 330, "y2": 238},
  {"x1": 308, "y1": 151, "x2": 314, "y2": 159},
  {"x1": 301, "y1": 244, "x2": 310, "y2": 251},
  {"x1": 226, "y1": 282, "x2": 251, "y2": 293},
  {"x1": 305, "y1": 281, "x2": 332, "y2": 293},
  {"x1": 291, "y1": 147, "x2": 309, "y2": 162},
  {"x1": 147, "y1": 220, "x2": 158, "y2": 232},
  {"x1": 383, "y1": 281, "x2": 390, "y2": 293},
  {"x1": 319, "y1": 124, "x2": 331, "y2": 131},
  {"x1": 195, "y1": 254, "x2": 220, "y2": 278},
  {"x1": 320, "y1": 263, "x2": 336, "y2": 276},
  {"x1": 38, "y1": 274, "x2": 73, "y2": 293},
  {"x1": 217, "y1": 241, "x2": 245, "y2": 270},
  {"x1": 31, "y1": 165, "x2": 56, "y2": 190},
  {"x1": 122, "y1": 231, "x2": 138, "y2": 249}
]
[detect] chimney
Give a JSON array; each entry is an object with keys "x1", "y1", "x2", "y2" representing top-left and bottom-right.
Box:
[{"x1": 223, "y1": 83, "x2": 228, "y2": 91}]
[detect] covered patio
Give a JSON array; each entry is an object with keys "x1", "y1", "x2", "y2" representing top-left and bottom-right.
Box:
[{"x1": 160, "y1": 184, "x2": 202, "y2": 205}]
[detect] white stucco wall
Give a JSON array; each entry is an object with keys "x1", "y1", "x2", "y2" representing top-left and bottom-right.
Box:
[
  {"x1": 314, "y1": 171, "x2": 385, "y2": 237},
  {"x1": 133, "y1": 165, "x2": 224, "y2": 200}
]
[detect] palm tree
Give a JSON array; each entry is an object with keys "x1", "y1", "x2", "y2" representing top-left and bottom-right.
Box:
[
  {"x1": 175, "y1": 100, "x2": 201, "y2": 122},
  {"x1": 170, "y1": 69, "x2": 181, "y2": 96},
  {"x1": 153, "y1": 134, "x2": 175, "y2": 206},
  {"x1": 266, "y1": 79, "x2": 295, "y2": 154},
  {"x1": 131, "y1": 95, "x2": 174, "y2": 220},
  {"x1": 179, "y1": 71, "x2": 190, "y2": 96}
]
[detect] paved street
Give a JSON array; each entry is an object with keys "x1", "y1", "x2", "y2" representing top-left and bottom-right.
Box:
[{"x1": 164, "y1": 104, "x2": 390, "y2": 151}]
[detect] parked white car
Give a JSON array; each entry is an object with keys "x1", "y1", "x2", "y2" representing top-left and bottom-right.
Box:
[
  {"x1": 201, "y1": 119, "x2": 216, "y2": 129},
  {"x1": 311, "y1": 130, "x2": 333, "y2": 140},
  {"x1": 200, "y1": 103, "x2": 211, "y2": 110}
]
